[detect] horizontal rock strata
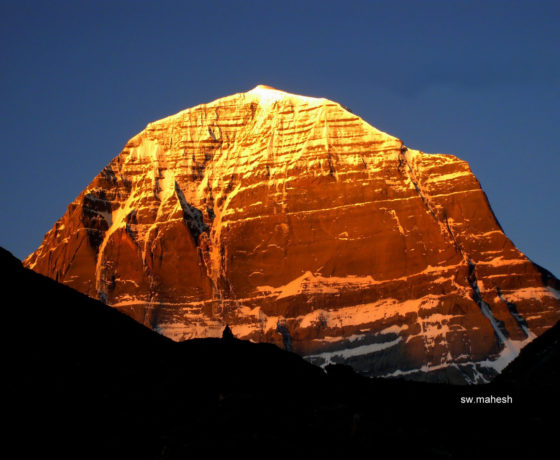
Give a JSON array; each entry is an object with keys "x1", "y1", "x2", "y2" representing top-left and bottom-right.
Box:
[{"x1": 25, "y1": 85, "x2": 560, "y2": 383}]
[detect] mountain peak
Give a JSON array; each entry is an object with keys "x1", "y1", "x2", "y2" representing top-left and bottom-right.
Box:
[
  {"x1": 246, "y1": 84, "x2": 323, "y2": 105},
  {"x1": 24, "y1": 86, "x2": 560, "y2": 384},
  {"x1": 252, "y1": 84, "x2": 282, "y2": 91}
]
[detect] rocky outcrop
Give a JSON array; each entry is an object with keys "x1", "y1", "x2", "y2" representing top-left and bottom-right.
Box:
[{"x1": 24, "y1": 85, "x2": 560, "y2": 383}]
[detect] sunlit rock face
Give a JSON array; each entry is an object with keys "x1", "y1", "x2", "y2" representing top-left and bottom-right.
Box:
[{"x1": 25, "y1": 85, "x2": 560, "y2": 383}]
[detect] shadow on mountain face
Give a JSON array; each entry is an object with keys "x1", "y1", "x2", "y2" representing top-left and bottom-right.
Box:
[{"x1": 2, "y1": 247, "x2": 558, "y2": 459}]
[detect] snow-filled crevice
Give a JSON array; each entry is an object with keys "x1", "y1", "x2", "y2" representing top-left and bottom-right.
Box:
[
  {"x1": 398, "y1": 146, "x2": 464, "y2": 256},
  {"x1": 398, "y1": 147, "x2": 437, "y2": 218},
  {"x1": 174, "y1": 181, "x2": 208, "y2": 244},
  {"x1": 467, "y1": 261, "x2": 509, "y2": 344},
  {"x1": 443, "y1": 213, "x2": 465, "y2": 257},
  {"x1": 125, "y1": 209, "x2": 138, "y2": 241},
  {"x1": 322, "y1": 108, "x2": 339, "y2": 181},
  {"x1": 497, "y1": 287, "x2": 534, "y2": 339}
]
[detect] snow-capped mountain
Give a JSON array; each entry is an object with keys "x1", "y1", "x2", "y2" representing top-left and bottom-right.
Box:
[{"x1": 25, "y1": 85, "x2": 560, "y2": 383}]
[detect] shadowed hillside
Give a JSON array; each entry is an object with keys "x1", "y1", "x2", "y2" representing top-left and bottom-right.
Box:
[{"x1": 3, "y1": 247, "x2": 558, "y2": 458}]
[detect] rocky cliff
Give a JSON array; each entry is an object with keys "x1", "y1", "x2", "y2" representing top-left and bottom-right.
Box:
[{"x1": 25, "y1": 85, "x2": 560, "y2": 383}]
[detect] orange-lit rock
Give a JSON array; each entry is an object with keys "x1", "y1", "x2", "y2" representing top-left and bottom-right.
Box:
[{"x1": 25, "y1": 85, "x2": 560, "y2": 383}]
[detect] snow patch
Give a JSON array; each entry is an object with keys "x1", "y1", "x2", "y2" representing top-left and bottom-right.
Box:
[
  {"x1": 306, "y1": 337, "x2": 402, "y2": 366},
  {"x1": 314, "y1": 333, "x2": 367, "y2": 343},
  {"x1": 247, "y1": 85, "x2": 324, "y2": 106},
  {"x1": 502, "y1": 287, "x2": 559, "y2": 302},
  {"x1": 478, "y1": 335, "x2": 535, "y2": 373},
  {"x1": 546, "y1": 287, "x2": 560, "y2": 300},
  {"x1": 261, "y1": 271, "x2": 377, "y2": 300}
]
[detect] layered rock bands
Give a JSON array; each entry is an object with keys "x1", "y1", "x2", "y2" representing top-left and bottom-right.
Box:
[{"x1": 25, "y1": 85, "x2": 560, "y2": 383}]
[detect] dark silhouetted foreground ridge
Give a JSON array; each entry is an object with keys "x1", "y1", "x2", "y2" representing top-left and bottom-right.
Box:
[{"x1": 3, "y1": 246, "x2": 558, "y2": 458}]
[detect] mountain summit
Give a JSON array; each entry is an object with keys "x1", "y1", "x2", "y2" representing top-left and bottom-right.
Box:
[{"x1": 25, "y1": 85, "x2": 560, "y2": 383}]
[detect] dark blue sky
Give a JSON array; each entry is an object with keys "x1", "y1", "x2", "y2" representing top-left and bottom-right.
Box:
[{"x1": 1, "y1": 0, "x2": 559, "y2": 276}]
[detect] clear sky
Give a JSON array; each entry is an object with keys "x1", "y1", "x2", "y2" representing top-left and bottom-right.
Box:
[{"x1": 1, "y1": 0, "x2": 559, "y2": 277}]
